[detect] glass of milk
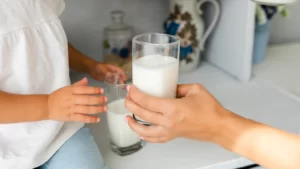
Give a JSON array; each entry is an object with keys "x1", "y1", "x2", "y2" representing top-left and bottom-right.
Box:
[
  {"x1": 104, "y1": 72, "x2": 144, "y2": 156},
  {"x1": 132, "y1": 33, "x2": 180, "y2": 126}
]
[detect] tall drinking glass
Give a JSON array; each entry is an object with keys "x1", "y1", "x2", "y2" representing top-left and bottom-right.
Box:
[
  {"x1": 105, "y1": 73, "x2": 144, "y2": 156},
  {"x1": 132, "y1": 33, "x2": 180, "y2": 126}
]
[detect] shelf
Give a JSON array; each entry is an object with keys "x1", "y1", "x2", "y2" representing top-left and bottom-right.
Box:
[{"x1": 252, "y1": 42, "x2": 300, "y2": 97}]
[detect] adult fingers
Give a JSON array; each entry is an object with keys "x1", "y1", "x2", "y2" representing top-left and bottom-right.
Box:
[
  {"x1": 74, "y1": 95, "x2": 107, "y2": 105},
  {"x1": 125, "y1": 98, "x2": 164, "y2": 125},
  {"x1": 72, "y1": 86, "x2": 104, "y2": 95},
  {"x1": 74, "y1": 105, "x2": 107, "y2": 114},
  {"x1": 127, "y1": 85, "x2": 175, "y2": 114},
  {"x1": 71, "y1": 114, "x2": 100, "y2": 123},
  {"x1": 126, "y1": 116, "x2": 164, "y2": 137},
  {"x1": 141, "y1": 136, "x2": 169, "y2": 143}
]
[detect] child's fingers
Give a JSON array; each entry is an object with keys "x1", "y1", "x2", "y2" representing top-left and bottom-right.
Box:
[
  {"x1": 72, "y1": 86, "x2": 104, "y2": 95},
  {"x1": 74, "y1": 105, "x2": 107, "y2": 114},
  {"x1": 74, "y1": 95, "x2": 107, "y2": 105},
  {"x1": 71, "y1": 114, "x2": 100, "y2": 123}
]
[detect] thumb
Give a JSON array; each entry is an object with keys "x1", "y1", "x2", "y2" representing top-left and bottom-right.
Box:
[{"x1": 73, "y1": 77, "x2": 88, "y2": 86}]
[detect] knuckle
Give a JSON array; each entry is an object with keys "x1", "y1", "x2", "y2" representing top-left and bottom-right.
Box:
[
  {"x1": 89, "y1": 96, "x2": 96, "y2": 104},
  {"x1": 87, "y1": 96, "x2": 91, "y2": 104},
  {"x1": 196, "y1": 84, "x2": 205, "y2": 90},
  {"x1": 164, "y1": 101, "x2": 177, "y2": 115},
  {"x1": 93, "y1": 87, "x2": 98, "y2": 94},
  {"x1": 82, "y1": 116, "x2": 91, "y2": 123},
  {"x1": 168, "y1": 104, "x2": 177, "y2": 114},
  {"x1": 74, "y1": 105, "x2": 80, "y2": 112},
  {"x1": 81, "y1": 105, "x2": 89, "y2": 113},
  {"x1": 67, "y1": 112, "x2": 73, "y2": 120},
  {"x1": 85, "y1": 106, "x2": 91, "y2": 114},
  {"x1": 67, "y1": 104, "x2": 73, "y2": 112},
  {"x1": 71, "y1": 86, "x2": 79, "y2": 93},
  {"x1": 98, "y1": 106, "x2": 105, "y2": 113},
  {"x1": 192, "y1": 84, "x2": 201, "y2": 89},
  {"x1": 164, "y1": 119, "x2": 175, "y2": 128}
]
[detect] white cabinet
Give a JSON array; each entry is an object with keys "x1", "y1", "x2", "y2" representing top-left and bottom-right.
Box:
[
  {"x1": 203, "y1": 0, "x2": 255, "y2": 82},
  {"x1": 203, "y1": 0, "x2": 299, "y2": 90}
]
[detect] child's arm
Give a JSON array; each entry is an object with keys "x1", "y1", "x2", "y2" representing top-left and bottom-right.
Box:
[
  {"x1": 0, "y1": 78, "x2": 106, "y2": 124},
  {"x1": 0, "y1": 91, "x2": 48, "y2": 123},
  {"x1": 68, "y1": 44, "x2": 95, "y2": 73},
  {"x1": 68, "y1": 43, "x2": 125, "y2": 81}
]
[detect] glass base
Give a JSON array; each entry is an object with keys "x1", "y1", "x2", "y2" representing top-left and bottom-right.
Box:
[{"x1": 111, "y1": 140, "x2": 144, "y2": 156}]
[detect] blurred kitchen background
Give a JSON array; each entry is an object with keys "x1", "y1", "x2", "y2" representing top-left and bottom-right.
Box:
[
  {"x1": 60, "y1": 0, "x2": 300, "y2": 62},
  {"x1": 269, "y1": 2, "x2": 300, "y2": 44},
  {"x1": 60, "y1": 0, "x2": 169, "y2": 62}
]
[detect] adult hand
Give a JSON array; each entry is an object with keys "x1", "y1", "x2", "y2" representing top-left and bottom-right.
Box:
[
  {"x1": 48, "y1": 78, "x2": 107, "y2": 123},
  {"x1": 125, "y1": 84, "x2": 228, "y2": 143},
  {"x1": 88, "y1": 62, "x2": 126, "y2": 81}
]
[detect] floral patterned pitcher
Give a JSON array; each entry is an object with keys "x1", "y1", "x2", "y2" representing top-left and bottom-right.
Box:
[{"x1": 164, "y1": 0, "x2": 220, "y2": 72}]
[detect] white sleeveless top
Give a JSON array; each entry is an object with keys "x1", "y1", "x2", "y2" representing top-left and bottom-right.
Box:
[{"x1": 0, "y1": 1, "x2": 83, "y2": 168}]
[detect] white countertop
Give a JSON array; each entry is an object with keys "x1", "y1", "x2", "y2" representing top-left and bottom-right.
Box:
[
  {"x1": 70, "y1": 59, "x2": 300, "y2": 169},
  {"x1": 253, "y1": 42, "x2": 300, "y2": 97}
]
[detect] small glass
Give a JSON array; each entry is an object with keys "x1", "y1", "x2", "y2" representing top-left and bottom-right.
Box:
[
  {"x1": 132, "y1": 33, "x2": 180, "y2": 126},
  {"x1": 104, "y1": 72, "x2": 144, "y2": 156}
]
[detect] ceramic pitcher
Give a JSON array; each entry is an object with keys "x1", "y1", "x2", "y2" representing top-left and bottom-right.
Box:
[{"x1": 164, "y1": 0, "x2": 220, "y2": 72}]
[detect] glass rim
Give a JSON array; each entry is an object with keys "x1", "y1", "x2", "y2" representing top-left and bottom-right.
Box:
[
  {"x1": 132, "y1": 33, "x2": 180, "y2": 46},
  {"x1": 104, "y1": 72, "x2": 131, "y2": 87}
]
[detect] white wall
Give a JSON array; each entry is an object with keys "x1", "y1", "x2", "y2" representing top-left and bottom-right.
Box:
[
  {"x1": 269, "y1": 1, "x2": 300, "y2": 44},
  {"x1": 60, "y1": 0, "x2": 169, "y2": 61}
]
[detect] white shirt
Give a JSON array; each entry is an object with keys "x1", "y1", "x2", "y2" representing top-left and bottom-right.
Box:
[{"x1": 0, "y1": 0, "x2": 83, "y2": 168}]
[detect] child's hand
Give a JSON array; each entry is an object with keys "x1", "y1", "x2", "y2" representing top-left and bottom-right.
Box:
[
  {"x1": 88, "y1": 62, "x2": 126, "y2": 81},
  {"x1": 47, "y1": 78, "x2": 107, "y2": 123}
]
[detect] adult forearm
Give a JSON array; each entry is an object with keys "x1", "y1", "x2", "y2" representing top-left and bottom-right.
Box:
[
  {"x1": 0, "y1": 91, "x2": 49, "y2": 123},
  {"x1": 214, "y1": 110, "x2": 300, "y2": 169},
  {"x1": 68, "y1": 43, "x2": 95, "y2": 73}
]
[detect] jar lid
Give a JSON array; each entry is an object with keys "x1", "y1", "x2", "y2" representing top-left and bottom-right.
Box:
[{"x1": 105, "y1": 10, "x2": 132, "y2": 31}]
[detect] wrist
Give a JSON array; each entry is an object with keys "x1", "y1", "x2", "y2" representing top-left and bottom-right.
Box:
[
  {"x1": 211, "y1": 108, "x2": 244, "y2": 151},
  {"x1": 42, "y1": 94, "x2": 50, "y2": 120}
]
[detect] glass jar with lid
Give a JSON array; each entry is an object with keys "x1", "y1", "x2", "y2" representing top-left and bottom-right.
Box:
[{"x1": 103, "y1": 10, "x2": 134, "y2": 80}]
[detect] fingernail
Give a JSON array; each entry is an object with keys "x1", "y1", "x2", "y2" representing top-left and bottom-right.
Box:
[
  {"x1": 96, "y1": 118, "x2": 100, "y2": 122},
  {"x1": 124, "y1": 116, "x2": 128, "y2": 122},
  {"x1": 100, "y1": 88, "x2": 104, "y2": 94},
  {"x1": 140, "y1": 136, "x2": 144, "y2": 140},
  {"x1": 103, "y1": 106, "x2": 107, "y2": 112},
  {"x1": 104, "y1": 97, "x2": 108, "y2": 102}
]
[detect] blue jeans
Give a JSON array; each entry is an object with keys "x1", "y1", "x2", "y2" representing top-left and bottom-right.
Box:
[{"x1": 38, "y1": 127, "x2": 107, "y2": 169}]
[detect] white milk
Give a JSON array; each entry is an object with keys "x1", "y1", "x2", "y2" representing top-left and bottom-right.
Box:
[
  {"x1": 107, "y1": 99, "x2": 141, "y2": 147},
  {"x1": 132, "y1": 55, "x2": 179, "y2": 122}
]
